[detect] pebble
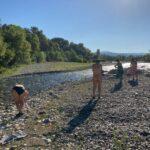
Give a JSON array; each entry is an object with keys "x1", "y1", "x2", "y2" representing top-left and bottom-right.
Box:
[{"x1": 0, "y1": 74, "x2": 149, "y2": 149}]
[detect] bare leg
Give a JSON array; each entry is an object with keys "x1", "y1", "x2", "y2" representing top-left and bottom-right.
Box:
[
  {"x1": 15, "y1": 101, "x2": 21, "y2": 112},
  {"x1": 98, "y1": 81, "x2": 102, "y2": 98},
  {"x1": 93, "y1": 81, "x2": 97, "y2": 98},
  {"x1": 22, "y1": 90, "x2": 29, "y2": 107},
  {"x1": 12, "y1": 90, "x2": 21, "y2": 112},
  {"x1": 15, "y1": 96, "x2": 23, "y2": 113},
  {"x1": 12, "y1": 90, "x2": 24, "y2": 114},
  {"x1": 18, "y1": 94, "x2": 27, "y2": 113}
]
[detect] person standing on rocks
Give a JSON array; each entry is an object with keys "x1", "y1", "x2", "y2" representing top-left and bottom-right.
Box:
[
  {"x1": 12, "y1": 84, "x2": 29, "y2": 117},
  {"x1": 92, "y1": 59, "x2": 102, "y2": 99},
  {"x1": 128, "y1": 58, "x2": 138, "y2": 81},
  {"x1": 115, "y1": 59, "x2": 124, "y2": 84}
]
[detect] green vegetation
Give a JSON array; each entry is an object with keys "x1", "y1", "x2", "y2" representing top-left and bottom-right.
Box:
[
  {"x1": 0, "y1": 23, "x2": 149, "y2": 75},
  {"x1": 0, "y1": 64, "x2": 23, "y2": 78},
  {"x1": 18, "y1": 62, "x2": 92, "y2": 74},
  {"x1": 0, "y1": 62, "x2": 92, "y2": 78},
  {"x1": 101, "y1": 53, "x2": 150, "y2": 62},
  {"x1": 0, "y1": 24, "x2": 93, "y2": 72}
]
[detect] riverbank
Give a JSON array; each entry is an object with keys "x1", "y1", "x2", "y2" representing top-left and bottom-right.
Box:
[
  {"x1": 0, "y1": 62, "x2": 92, "y2": 79},
  {"x1": 0, "y1": 74, "x2": 149, "y2": 149}
]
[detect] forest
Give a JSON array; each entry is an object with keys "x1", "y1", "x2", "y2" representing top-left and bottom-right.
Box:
[
  {"x1": 0, "y1": 24, "x2": 150, "y2": 71},
  {"x1": 0, "y1": 24, "x2": 93, "y2": 68}
]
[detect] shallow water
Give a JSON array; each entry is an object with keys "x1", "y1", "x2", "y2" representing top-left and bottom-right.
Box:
[
  {"x1": 0, "y1": 69, "x2": 93, "y2": 103},
  {"x1": 0, "y1": 63, "x2": 149, "y2": 104}
]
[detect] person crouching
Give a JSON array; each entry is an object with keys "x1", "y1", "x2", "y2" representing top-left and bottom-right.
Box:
[{"x1": 12, "y1": 84, "x2": 29, "y2": 117}]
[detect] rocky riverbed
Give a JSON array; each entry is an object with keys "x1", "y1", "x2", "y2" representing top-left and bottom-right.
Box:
[{"x1": 0, "y1": 74, "x2": 150, "y2": 149}]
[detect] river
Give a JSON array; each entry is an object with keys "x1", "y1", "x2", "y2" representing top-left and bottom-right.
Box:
[{"x1": 0, "y1": 63, "x2": 149, "y2": 103}]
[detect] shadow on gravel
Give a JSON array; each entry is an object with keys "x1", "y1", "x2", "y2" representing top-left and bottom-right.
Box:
[
  {"x1": 128, "y1": 80, "x2": 138, "y2": 87},
  {"x1": 110, "y1": 81, "x2": 123, "y2": 93},
  {"x1": 64, "y1": 99, "x2": 98, "y2": 133}
]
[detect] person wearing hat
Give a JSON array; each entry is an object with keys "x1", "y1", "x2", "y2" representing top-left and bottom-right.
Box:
[{"x1": 92, "y1": 59, "x2": 103, "y2": 99}]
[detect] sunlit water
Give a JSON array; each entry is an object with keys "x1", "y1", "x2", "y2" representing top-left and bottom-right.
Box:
[{"x1": 0, "y1": 63, "x2": 149, "y2": 103}]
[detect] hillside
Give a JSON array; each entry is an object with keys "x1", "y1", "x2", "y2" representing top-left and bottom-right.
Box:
[{"x1": 101, "y1": 51, "x2": 145, "y2": 57}]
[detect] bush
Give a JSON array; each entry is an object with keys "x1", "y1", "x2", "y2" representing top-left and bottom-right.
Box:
[{"x1": 32, "y1": 51, "x2": 46, "y2": 63}]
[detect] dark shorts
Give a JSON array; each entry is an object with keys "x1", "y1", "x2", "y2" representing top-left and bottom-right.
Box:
[
  {"x1": 13, "y1": 86, "x2": 25, "y2": 95},
  {"x1": 116, "y1": 70, "x2": 124, "y2": 79}
]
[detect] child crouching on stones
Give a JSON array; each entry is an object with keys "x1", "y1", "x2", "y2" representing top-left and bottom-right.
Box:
[{"x1": 12, "y1": 84, "x2": 29, "y2": 117}]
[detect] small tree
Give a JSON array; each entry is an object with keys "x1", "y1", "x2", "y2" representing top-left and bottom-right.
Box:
[{"x1": 32, "y1": 51, "x2": 46, "y2": 63}]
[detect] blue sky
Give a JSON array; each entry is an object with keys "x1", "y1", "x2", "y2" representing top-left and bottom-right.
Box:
[{"x1": 0, "y1": 0, "x2": 150, "y2": 53}]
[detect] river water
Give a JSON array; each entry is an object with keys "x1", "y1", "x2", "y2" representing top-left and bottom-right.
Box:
[{"x1": 0, "y1": 63, "x2": 149, "y2": 103}]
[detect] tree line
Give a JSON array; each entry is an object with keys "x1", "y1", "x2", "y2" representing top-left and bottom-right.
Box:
[
  {"x1": 0, "y1": 24, "x2": 93, "y2": 69},
  {"x1": 0, "y1": 23, "x2": 149, "y2": 71},
  {"x1": 101, "y1": 53, "x2": 150, "y2": 62}
]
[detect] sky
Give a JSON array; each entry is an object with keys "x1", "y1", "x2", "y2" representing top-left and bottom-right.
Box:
[{"x1": 0, "y1": 0, "x2": 150, "y2": 53}]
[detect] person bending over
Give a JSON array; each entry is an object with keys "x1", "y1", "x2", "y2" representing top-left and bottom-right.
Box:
[{"x1": 12, "y1": 84, "x2": 29, "y2": 117}]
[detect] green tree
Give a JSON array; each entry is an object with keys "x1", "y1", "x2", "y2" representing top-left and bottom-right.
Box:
[
  {"x1": 51, "y1": 38, "x2": 69, "y2": 51},
  {"x1": 2, "y1": 25, "x2": 31, "y2": 64},
  {"x1": 0, "y1": 35, "x2": 6, "y2": 58},
  {"x1": 32, "y1": 51, "x2": 46, "y2": 63},
  {"x1": 0, "y1": 34, "x2": 15, "y2": 67},
  {"x1": 25, "y1": 29, "x2": 40, "y2": 51},
  {"x1": 0, "y1": 23, "x2": 94, "y2": 69},
  {"x1": 31, "y1": 27, "x2": 49, "y2": 51},
  {"x1": 65, "y1": 50, "x2": 82, "y2": 62}
]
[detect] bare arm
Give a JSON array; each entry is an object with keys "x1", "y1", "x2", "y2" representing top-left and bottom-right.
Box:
[{"x1": 92, "y1": 64, "x2": 95, "y2": 72}]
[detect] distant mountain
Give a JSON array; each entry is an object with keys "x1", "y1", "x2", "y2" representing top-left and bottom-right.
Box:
[{"x1": 101, "y1": 51, "x2": 145, "y2": 57}]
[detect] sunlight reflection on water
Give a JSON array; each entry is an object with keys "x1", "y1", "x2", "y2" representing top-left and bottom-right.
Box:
[{"x1": 0, "y1": 63, "x2": 149, "y2": 103}]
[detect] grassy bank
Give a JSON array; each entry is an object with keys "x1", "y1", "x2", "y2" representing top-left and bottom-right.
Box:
[
  {"x1": 0, "y1": 65, "x2": 24, "y2": 79},
  {"x1": 0, "y1": 62, "x2": 92, "y2": 79}
]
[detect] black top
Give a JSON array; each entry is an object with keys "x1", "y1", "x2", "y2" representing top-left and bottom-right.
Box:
[{"x1": 13, "y1": 86, "x2": 25, "y2": 95}]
